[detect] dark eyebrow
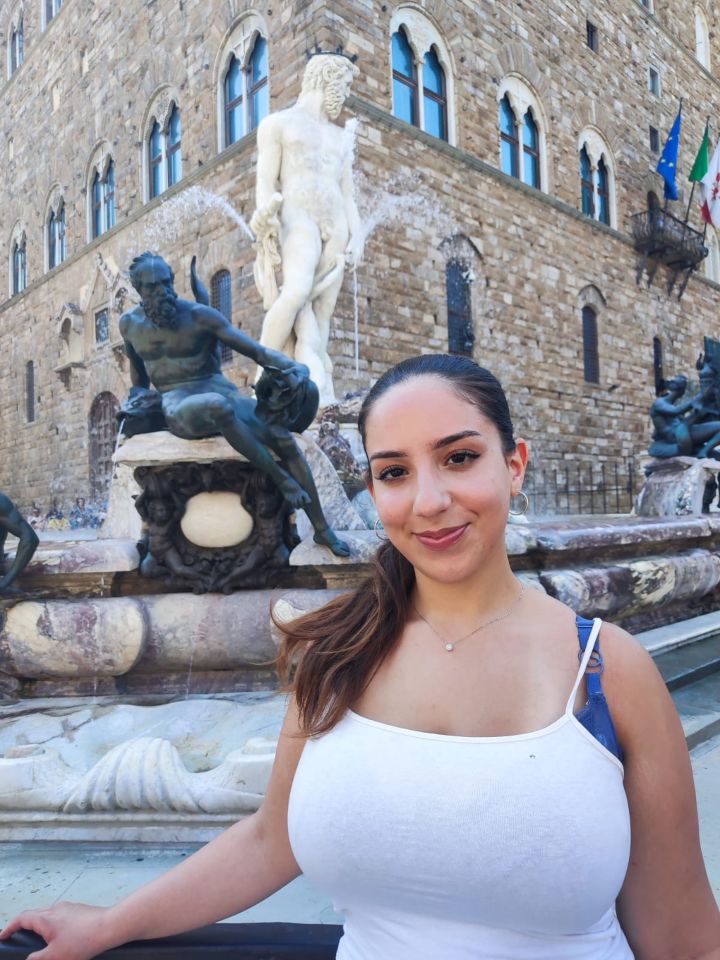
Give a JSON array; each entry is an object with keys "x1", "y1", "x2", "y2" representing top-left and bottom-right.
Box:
[{"x1": 368, "y1": 430, "x2": 484, "y2": 463}]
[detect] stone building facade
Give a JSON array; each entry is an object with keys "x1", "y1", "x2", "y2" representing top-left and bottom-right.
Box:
[{"x1": 1, "y1": 0, "x2": 719, "y2": 513}]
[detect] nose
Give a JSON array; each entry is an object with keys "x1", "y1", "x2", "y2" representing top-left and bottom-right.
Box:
[{"x1": 413, "y1": 467, "x2": 451, "y2": 517}]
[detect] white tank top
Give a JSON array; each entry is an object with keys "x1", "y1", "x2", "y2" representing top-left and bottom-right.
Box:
[{"x1": 288, "y1": 618, "x2": 634, "y2": 959}]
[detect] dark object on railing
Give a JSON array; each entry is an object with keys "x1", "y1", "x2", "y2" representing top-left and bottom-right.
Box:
[
  {"x1": 631, "y1": 204, "x2": 707, "y2": 299},
  {"x1": 0, "y1": 923, "x2": 343, "y2": 960}
]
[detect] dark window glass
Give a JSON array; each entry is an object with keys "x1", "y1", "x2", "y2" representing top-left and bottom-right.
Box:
[
  {"x1": 58, "y1": 203, "x2": 66, "y2": 263},
  {"x1": 167, "y1": 106, "x2": 182, "y2": 187},
  {"x1": 446, "y1": 260, "x2": 474, "y2": 356},
  {"x1": 649, "y1": 125, "x2": 660, "y2": 153},
  {"x1": 45, "y1": 0, "x2": 61, "y2": 24},
  {"x1": 224, "y1": 55, "x2": 244, "y2": 146},
  {"x1": 211, "y1": 270, "x2": 233, "y2": 364},
  {"x1": 149, "y1": 121, "x2": 163, "y2": 198},
  {"x1": 48, "y1": 211, "x2": 57, "y2": 269},
  {"x1": 648, "y1": 67, "x2": 660, "y2": 95},
  {"x1": 392, "y1": 29, "x2": 414, "y2": 77},
  {"x1": 392, "y1": 29, "x2": 417, "y2": 125},
  {"x1": 653, "y1": 336, "x2": 664, "y2": 395},
  {"x1": 89, "y1": 392, "x2": 120, "y2": 501},
  {"x1": 586, "y1": 20, "x2": 598, "y2": 51},
  {"x1": 422, "y1": 47, "x2": 447, "y2": 141},
  {"x1": 580, "y1": 146, "x2": 594, "y2": 217},
  {"x1": 25, "y1": 360, "x2": 35, "y2": 423},
  {"x1": 48, "y1": 205, "x2": 65, "y2": 269},
  {"x1": 104, "y1": 162, "x2": 115, "y2": 230},
  {"x1": 248, "y1": 36, "x2": 269, "y2": 130},
  {"x1": 582, "y1": 305, "x2": 600, "y2": 383},
  {"x1": 95, "y1": 308, "x2": 110, "y2": 344},
  {"x1": 92, "y1": 171, "x2": 102, "y2": 238},
  {"x1": 597, "y1": 157, "x2": 610, "y2": 225},
  {"x1": 12, "y1": 241, "x2": 26, "y2": 294},
  {"x1": 522, "y1": 109, "x2": 540, "y2": 188},
  {"x1": 10, "y1": 18, "x2": 23, "y2": 73},
  {"x1": 499, "y1": 96, "x2": 519, "y2": 178}
]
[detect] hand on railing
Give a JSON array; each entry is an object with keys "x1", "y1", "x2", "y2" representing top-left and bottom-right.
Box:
[{"x1": 0, "y1": 902, "x2": 112, "y2": 960}]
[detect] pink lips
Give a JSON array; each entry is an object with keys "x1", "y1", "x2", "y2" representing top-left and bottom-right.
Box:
[{"x1": 414, "y1": 524, "x2": 468, "y2": 550}]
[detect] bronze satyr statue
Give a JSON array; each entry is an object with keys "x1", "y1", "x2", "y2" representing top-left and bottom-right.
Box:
[
  {"x1": 0, "y1": 493, "x2": 39, "y2": 594},
  {"x1": 649, "y1": 371, "x2": 720, "y2": 460},
  {"x1": 119, "y1": 252, "x2": 349, "y2": 556}
]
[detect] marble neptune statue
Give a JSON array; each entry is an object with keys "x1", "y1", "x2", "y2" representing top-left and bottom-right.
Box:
[{"x1": 251, "y1": 52, "x2": 363, "y2": 407}]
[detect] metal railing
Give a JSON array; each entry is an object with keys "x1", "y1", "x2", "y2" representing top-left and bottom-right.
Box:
[
  {"x1": 0, "y1": 923, "x2": 344, "y2": 959},
  {"x1": 524, "y1": 459, "x2": 638, "y2": 516},
  {"x1": 630, "y1": 208, "x2": 707, "y2": 268}
]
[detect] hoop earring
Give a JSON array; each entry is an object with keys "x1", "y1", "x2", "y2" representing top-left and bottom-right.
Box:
[
  {"x1": 374, "y1": 517, "x2": 387, "y2": 541},
  {"x1": 509, "y1": 491, "x2": 529, "y2": 516}
]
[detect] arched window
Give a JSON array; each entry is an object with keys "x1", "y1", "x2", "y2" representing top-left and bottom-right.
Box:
[
  {"x1": 224, "y1": 55, "x2": 244, "y2": 146},
  {"x1": 88, "y1": 392, "x2": 120, "y2": 502},
  {"x1": 11, "y1": 236, "x2": 26, "y2": 294},
  {"x1": 578, "y1": 130, "x2": 616, "y2": 228},
  {"x1": 210, "y1": 269, "x2": 233, "y2": 364},
  {"x1": 222, "y1": 35, "x2": 269, "y2": 148},
  {"x1": 582, "y1": 305, "x2": 600, "y2": 383},
  {"x1": 653, "y1": 336, "x2": 664, "y2": 395},
  {"x1": 446, "y1": 260, "x2": 474, "y2": 356},
  {"x1": 695, "y1": 7, "x2": 711, "y2": 71},
  {"x1": 522, "y1": 109, "x2": 540, "y2": 188},
  {"x1": 9, "y1": 15, "x2": 23, "y2": 75},
  {"x1": 391, "y1": 27, "x2": 418, "y2": 126},
  {"x1": 596, "y1": 158, "x2": 610, "y2": 225},
  {"x1": 248, "y1": 35, "x2": 269, "y2": 131},
  {"x1": 44, "y1": 0, "x2": 61, "y2": 27},
  {"x1": 48, "y1": 202, "x2": 66, "y2": 270},
  {"x1": 497, "y1": 79, "x2": 547, "y2": 189},
  {"x1": 580, "y1": 146, "x2": 594, "y2": 216},
  {"x1": 147, "y1": 102, "x2": 182, "y2": 199},
  {"x1": 25, "y1": 360, "x2": 35, "y2": 423},
  {"x1": 422, "y1": 46, "x2": 447, "y2": 141},
  {"x1": 390, "y1": 8, "x2": 455, "y2": 143},
  {"x1": 91, "y1": 160, "x2": 115, "y2": 239},
  {"x1": 149, "y1": 121, "x2": 163, "y2": 198},
  {"x1": 167, "y1": 105, "x2": 182, "y2": 188},
  {"x1": 500, "y1": 96, "x2": 519, "y2": 178}
]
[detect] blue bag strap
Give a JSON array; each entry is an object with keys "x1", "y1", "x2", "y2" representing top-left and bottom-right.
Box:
[{"x1": 575, "y1": 615, "x2": 604, "y2": 697}]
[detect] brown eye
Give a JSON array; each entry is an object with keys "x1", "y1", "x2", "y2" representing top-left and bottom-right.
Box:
[
  {"x1": 376, "y1": 466, "x2": 406, "y2": 481},
  {"x1": 447, "y1": 450, "x2": 480, "y2": 466}
]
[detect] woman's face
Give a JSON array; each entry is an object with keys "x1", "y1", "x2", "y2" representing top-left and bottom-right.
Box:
[{"x1": 364, "y1": 376, "x2": 528, "y2": 585}]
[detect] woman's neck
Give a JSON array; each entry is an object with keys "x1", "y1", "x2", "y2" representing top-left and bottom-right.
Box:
[{"x1": 412, "y1": 555, "x2": 520, "y2": 626}]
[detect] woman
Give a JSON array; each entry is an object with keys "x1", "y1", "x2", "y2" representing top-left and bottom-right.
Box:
[{"x1": 2, "y1": 354, "x2": 718, "y2": 959}]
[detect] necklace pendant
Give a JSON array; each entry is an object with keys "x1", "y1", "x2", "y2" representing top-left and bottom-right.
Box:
[{"x1": 444, "y1": 642, "x2": 455, "y2": 652}]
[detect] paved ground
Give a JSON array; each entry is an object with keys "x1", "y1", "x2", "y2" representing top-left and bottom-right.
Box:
[{"x1": 1, "y1": 736, "x2": 718, "y2": 928}]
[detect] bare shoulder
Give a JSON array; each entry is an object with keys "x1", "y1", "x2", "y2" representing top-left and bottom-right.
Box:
[
  {"x1": 119, "y1": 307, "x2": 142, "y2": 334},
  {"x1": 256, "y1": 111, "x2": 285, "y2": 143}
]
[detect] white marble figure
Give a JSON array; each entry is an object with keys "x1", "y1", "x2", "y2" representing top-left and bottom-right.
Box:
[{"x1": 251, "y1": 53, "x2": 362, "y2": 407}]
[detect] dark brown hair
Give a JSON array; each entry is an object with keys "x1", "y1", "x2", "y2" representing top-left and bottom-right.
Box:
[{"x1": 277, "y1": 354, "x2": 516, "y2": 736}]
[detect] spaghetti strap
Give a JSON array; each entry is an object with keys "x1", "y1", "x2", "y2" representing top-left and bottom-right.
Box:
[{"x1": 565, "y1": 617, "x2": 602, "y2": 714}]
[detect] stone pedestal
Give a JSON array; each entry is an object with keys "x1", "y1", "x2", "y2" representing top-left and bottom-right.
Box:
[{"x1": 634, "y1": 457, "x2": 720, "y2": 517}]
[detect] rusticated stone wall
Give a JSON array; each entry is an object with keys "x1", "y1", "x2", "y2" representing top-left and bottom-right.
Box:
[{"x1": 0, "y1": 0, "x2": 719, "y2": 511}]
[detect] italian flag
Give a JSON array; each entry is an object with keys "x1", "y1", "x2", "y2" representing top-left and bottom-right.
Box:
[{"x1": 691, "y1": 123, "x2": 720, "y2": 226}]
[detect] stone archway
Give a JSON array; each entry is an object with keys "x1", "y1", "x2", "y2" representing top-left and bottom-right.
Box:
[{"x1": 89, "y1": 392, "x2": 120, "y2": 502}]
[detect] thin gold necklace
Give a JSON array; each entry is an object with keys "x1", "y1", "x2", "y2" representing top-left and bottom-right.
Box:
[{"x1": 413, "y1": 584, "x2": 525, "y2": 652}]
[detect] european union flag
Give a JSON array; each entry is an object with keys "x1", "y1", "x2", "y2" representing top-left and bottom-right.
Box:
[{"x1": 656, "y1": 105, "x2": 682, "y2": 201}]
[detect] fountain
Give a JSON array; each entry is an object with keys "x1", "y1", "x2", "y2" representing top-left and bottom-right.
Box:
[{"x1": 0, "y1": 51, "x2": 718, "y2": 894}]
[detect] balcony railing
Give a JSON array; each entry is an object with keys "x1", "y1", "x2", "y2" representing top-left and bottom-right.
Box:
[
  {"x1": 631, "y1": 208, "x2": 708, "y2": 297},
  {"x1": 0, "y1": 923, "x2": 344, "y2": 959}
]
